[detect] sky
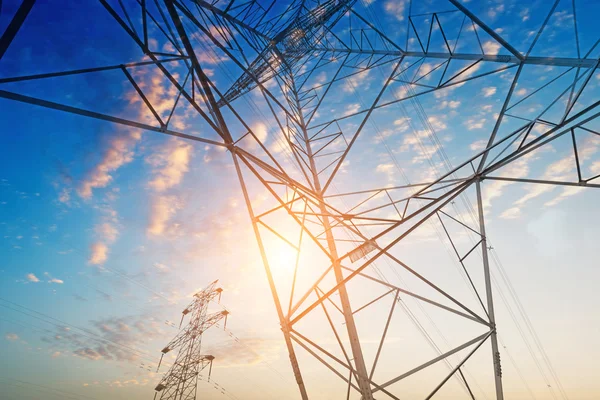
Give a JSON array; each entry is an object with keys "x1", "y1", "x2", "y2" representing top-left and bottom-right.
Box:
[{"x1": 0, "y1": 0, "x2": 600, "y2": 399}]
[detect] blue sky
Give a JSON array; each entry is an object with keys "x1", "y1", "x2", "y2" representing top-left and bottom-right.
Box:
[{"x1": 0, "y1": 0, "x2": 600, "y2": 399}]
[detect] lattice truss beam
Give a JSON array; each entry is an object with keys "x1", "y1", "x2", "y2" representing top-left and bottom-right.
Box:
[{"x1": 1, "y1": 0, "x2": 599, "y2": 399}]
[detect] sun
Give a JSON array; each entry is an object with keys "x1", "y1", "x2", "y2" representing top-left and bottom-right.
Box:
[{"x1": 265, "y1": 238, "x2": 299, "y2": 273}]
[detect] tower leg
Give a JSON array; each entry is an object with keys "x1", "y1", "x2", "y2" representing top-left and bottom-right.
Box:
[
  {"x1": 289, "y1": 79, "x2": 374, "y2": 400},
  {"x1": 232, "y1": 153, "x2": 309, "y2": 400},
  {"x1": 476, "y1": 180, "x2": 504, "y2": 400}
]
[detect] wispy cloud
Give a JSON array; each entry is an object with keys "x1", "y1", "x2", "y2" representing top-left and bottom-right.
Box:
[
  {"x1": 145, "y1": 138, "x2": 194, "y2": 237},
  {"x1": 465, "y1": 118, "x2": 486, "y2": 130},
  {"x1": 470, "y1": 139, "x2": 488, "y2": 151},
  {"x1": 77, "y1": 64, "x2": 180, "y2": 200},
  {"x1": 44, "y1": 315, "x2": 164, "y2": 363},
  {"x1": 147, "y1": 195, "x2": 182, "y2": 236},
  {"x1": 497, "y1": 136, "x2": 600, "y2": 218},
  {"x1": 5, "y1": 333, "x2": 19, "y2": 341},
  {"x1": 544, "y1": 186, "x2": 584, "y2": 206},
  {"x1": 482, "y1": 87, "x2": 497, "y2": 97},
  {"x1": 343, "y1": 70, "x2": 370, "y2": 93},
  {"x1": 89, "y1": 242, "x2": 108, "y2": 265},
  {"x1": 44, "y1": 272, "x2": 64, "y2": 284},
  {"x1": 77, "y1": 66, "x2": 183, "y2": 265},
  {"x1": 484, "y1": 153, "x2": 536, "y2": 211},
  {"x1": 439, "y1": 100, "x2": 461, "y2": 110},
  {"x1": 499, "y1": 207, "x2": 521, "y2": 219},
  {"x1": 147, "y1": 139, "x2": 193, "y2": 192},
  {"x1": 376, "y1": 163, "x2": 395, "y2": 181},
  {"x1": 78, "y1": 131, "x2": 141, "y2": 200},
  {"x1": 483, "y1": 41, "x2": 501, "y2": 55},
  {"x1": 96, "y1": 222, "x2": 119, "y2": 243},
  {"x1": 384, "y1": 0, "x2": 406, "y2": 21},
  {"x1": 344, "y1": 103, "x2": 361, "y2": 117},
  {"x1": 26, "y1": 273, "x2": 40, "y2": 283},
  {"x1": 88, "y1": 205, "x2": 119, "y2": 266},
  {"x1": 58, "y1": 187, "x2": 71, "y2": 205}
]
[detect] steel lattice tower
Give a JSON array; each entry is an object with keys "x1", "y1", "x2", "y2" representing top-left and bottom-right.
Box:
[
  {"x1": 1, "y1": 0, "x2": 598, "y2": 399},
  {"x1": 154, "y1": 280, "x2": 227, "y2": 400}
]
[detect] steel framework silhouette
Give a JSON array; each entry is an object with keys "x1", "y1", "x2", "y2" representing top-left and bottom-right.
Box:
[
  {"x1": 154, "y1": 280, "x2": 227, "y2": 400},
  {"x1": 0, "y1": 0, "x2": 598, "y2": 399}
]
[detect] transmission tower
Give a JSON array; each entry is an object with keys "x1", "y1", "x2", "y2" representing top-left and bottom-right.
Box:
[
  {"x1": 1, "y1": 0, "x2": 598, "y2": 398},
  {"x1": 154, "y1": 280, "x2": 228, "y2": 400}
]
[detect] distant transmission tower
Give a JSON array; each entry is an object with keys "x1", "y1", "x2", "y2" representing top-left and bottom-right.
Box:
[{"x1": 154, "y1": 280, "x2": 228, "y2": 400}]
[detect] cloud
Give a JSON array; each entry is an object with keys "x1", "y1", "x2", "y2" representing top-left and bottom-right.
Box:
[
  {"x1": 202, "y1": 143, "x2": 228, "y2": 164},
  {"x1": 147, "y1": 195, "x2": 181, "y2": 236},
  {"x1": 343, "y1": 69, "x2": 370, "y2": 93},
  {"x1": 383, "y1": 117, "x2": 412, "y2": 143},
  {"x1": 544, "y1": 186, "x2": 585, "y2": 207},
  {"x1": 384, "y1": 0, "x2": 406, "y2": 21},
  {"x1": 376, "y1": 163, "x2": 395, "y2": 180},
  {"x1": 514, "y1": 184, "x2": 554, "y2": 207},
  {"x1": 483, "y1": 153, "x2": 536, "y2": 210},
  {"x1": 515, "y1": 88, "x2": 527, "y2": 96},
  {"x1": 499, "y1": 207, "x2": 521, "y2": 219},
  {"x1": 26, "y1": 273, "x2": 40, "y2": 283},
  {"x1": 251, "y1": 122, "x2": 268, "y2": 145},
  {"x1": 483, "y1": 41, "x2": 501, "y2": 55},
  {"x1": 435, "y1": 63, "x2": 482, "y2": 98},
  {"x1": 344, "y1": 103, "x2": 361, "y2": 117},
  {"x1": 146, "y1": 139, "x2": 193, "y2": 192},
  {"x1": 515, "y1": 154, "x2": 583, "y2": 208},
  {"x1": 5, "y1": 333, "x2": 19, "y2": 341},
  {"x1": 145, "y1": 139, "x2": 194, "y2": 237},
  {"x1": 309, "y1": 71, "x2": 328, "y2": 90},
  {"x1": 88, "y1": 207, "x2": 119, "y2": 265},
  {"x1": 78, "y1": 131, "x2": 141, "y2": 199},
  {"x1": 95, "y1": 222, "x2": 119, "y2": 243},
  {"x1": 399, "y1": 129, "x2": 441, "y2": 164},
  {"x1": 77, "y1": 64, "x2": 182, "y2": 200},
  {"x1": 242, "y1": 122, "x2": 269, "y2": 150},
  {"x1": 49, "y1": 278, "x2": 64, "y2": 284},
  {"x1": 79, "y1": 67, "x2": 181, "y2": 264},
  {"x1": 501, "y1": 136, "x2": 600, "y2": 213},
  {"x1": 88, "y1": 242, "x2": 108, "y2": 265},
  {"x1": 58, "y1": 188, "x2": 71, "y2": 204},
  {"x1": 427, "y1": 116, "x2": 447, "y2": 131},
  {"x1": 470, "y1": 139, "x2": 488, "y2": 151},
  {"x1": 418, "y1": 63, "x2": 435, "y2": 80},
  {"x1": 440, "y1": 100, "x2": 461, "y2": 110},
  {"x1": 45, "y1": 315, "x2": 164, "y2": 363},
  {"x1": 482, "y1": 87, "x2": 497, "y2": 97},
  {"x1": 465, "y1": 118, "x2": 486, "y2": 130},
  {"x1": 74, "y1": 347, "x2": 104, "y2": 361},
  {"x1": 103, "y1": 379, "x2": 150, "y2": 388}
]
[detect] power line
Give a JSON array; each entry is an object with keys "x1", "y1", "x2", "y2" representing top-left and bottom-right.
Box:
[
  {"x1": 0, "y1": 377, "x2": 99, "y2": 400},
  {"x1": 0, "y1": 296, "x2": 162, "y2": 366},
  {"x1": 357, "y1": 4, "x2": 569, "y2": 399}
]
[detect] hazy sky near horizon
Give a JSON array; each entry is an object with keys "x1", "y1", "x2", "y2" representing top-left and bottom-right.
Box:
[{"x1": 1, "y1": 0, "x2": 600, "y2": 399}]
